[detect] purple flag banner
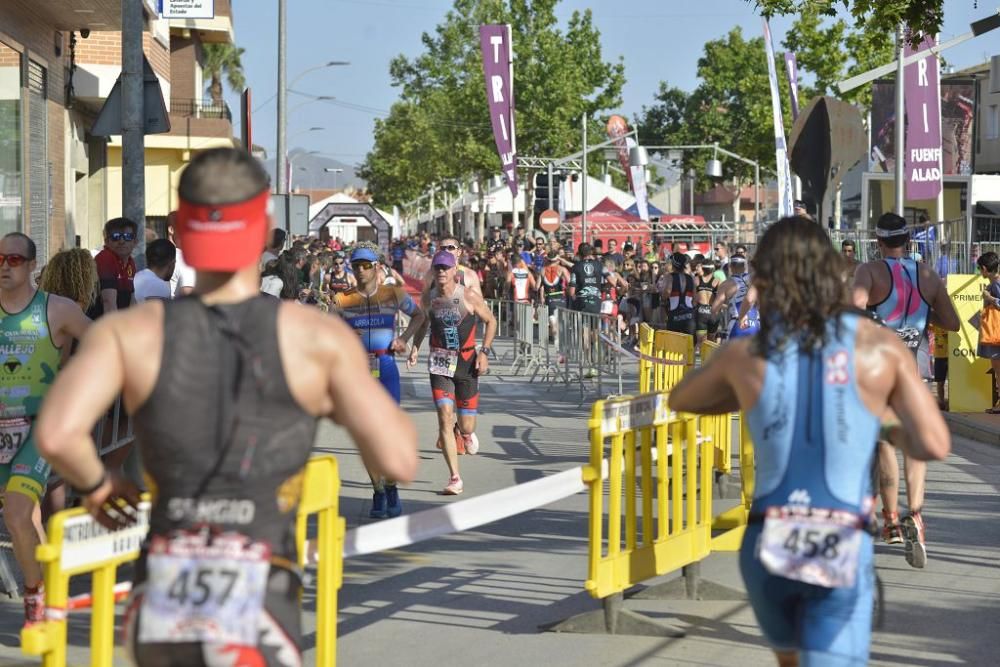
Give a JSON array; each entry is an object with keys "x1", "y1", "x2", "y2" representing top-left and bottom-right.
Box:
[
  {"x1": 904, "y1": 34, "x2": 942, "y2": 200},
  {"x1": 783, "y1": 52, "x2": 800, "y2": 121},
  {"x1": 479, "y1": 24, "x2": 517, "y2": 197}
]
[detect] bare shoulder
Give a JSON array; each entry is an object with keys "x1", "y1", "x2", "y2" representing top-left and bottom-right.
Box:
[
  {"x1": 855, "y1": 317, "x2": 906, "y2": 362},
  {"x1": 46, "y1": 293, "x2": 84, "y2": 318},
  {"x1": 279, "y1": 301, "x2": 354, "y2": 354},
  {"x1": 106, "y1": 301, "x2": 164, "y2": 341}
]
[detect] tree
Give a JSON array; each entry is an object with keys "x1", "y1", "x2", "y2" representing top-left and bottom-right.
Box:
[
  {"x1": 363, "y1": 0, "x2": 626, "y2": 216},
  {"x1": 202, "y1": 43, "x2": 246, "y2": 106},
  {"x1": 750, "y1": 0, "x2": 944, "y2": 43},
  {"x1": 636, "y1": 27, "x2": 793, "y2": 185}
]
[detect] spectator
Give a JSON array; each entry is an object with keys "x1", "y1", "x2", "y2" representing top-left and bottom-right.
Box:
[
  {"x1": 935, "y1": 241, "x2": 958, "y2": 278},
  {"x1": 261, "y1": 251, "x2": 302, "y2": 299},
  {"x1": 604, "y1": 238, "x2": 624, "y2": 267},
  {"x1": 38, "y1": 248, "x2": 98, "y2": 313},
  {"x1": 93, "y1": 217, "x2": 138, "y2": 317},
  {"x1": 134, "y1": 239, "x2": 176, "y2": 302},
  {"x1": 166, "y1": 211, "x2": 195, "y2": 297},
  {"x1": 976, "y1": 251, "x2": 1000, "y2": 413},
  {"x1": 260, "y1": 227, "x2": 287, "y2": 270}
]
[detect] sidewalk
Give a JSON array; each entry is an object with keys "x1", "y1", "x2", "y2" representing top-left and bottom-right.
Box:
[{"x1": 944, "y1": 411, "x2": 1000, "y2": 447}]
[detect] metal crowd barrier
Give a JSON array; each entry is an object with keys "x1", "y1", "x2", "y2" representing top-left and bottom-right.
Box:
[
  {"x1": 22, "y1": 455, "x2": 344, "y2": 667},
  {"x1": 553, "y1": 307, "x2": 622, "y2": 398},
  {"x1": 485, "y1": 299, "x2": 516, "y2": 342},
  {"x1": 95, "y1": 396, "x2": 134, "y2": 458}
]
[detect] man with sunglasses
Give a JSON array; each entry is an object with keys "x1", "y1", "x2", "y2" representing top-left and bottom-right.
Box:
[
  {"x1": 412, "y1": 251, "x2": 497, "y2": 495},
  {"x1": 93, "y1": 218, "x2": 139, "y2": 317},
  {"x1": 420, "y1": 235, "x2": 482, "y2": 299},
  {"x1": 0, "y1": 232, "x2": 91, "y2": 625},
  {"x1": 332, "y1": 243, "x2": 425, "y2": 519},
  {"x1": 326, "y1": 252, "x2": 356, "y2": 295}
]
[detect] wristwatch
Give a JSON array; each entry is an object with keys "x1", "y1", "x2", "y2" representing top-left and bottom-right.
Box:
[{"x1": 480, "y1": 346, "x2": 492, "y2": 356}]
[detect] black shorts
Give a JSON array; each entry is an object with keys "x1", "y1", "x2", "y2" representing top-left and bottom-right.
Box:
[
  {"x1": 933, "y1": 357, "x2": 948, "y2": 383},
  {"x1": 573, "y1": 299, "x2": 601, "y2": 315},
  {"x1": 545, "y1": 297, "x2": 566, "y2": 311},
  {"x1": 667, "y1": 309, "x2": 696, "y2": 336},
  {"x1": 695, "y1": 304, "x2": 719, "y2": 334},
  {"x1": 124, "y1": 560, "x2": 302, "y2": 667},
  {"x1": 431, "y1": 352, "x2": 480, "y2": 415}
]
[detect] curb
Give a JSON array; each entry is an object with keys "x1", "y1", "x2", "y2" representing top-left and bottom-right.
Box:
[{"x1": 943, "y1": 413, "x2": 1000, "y2": 447}]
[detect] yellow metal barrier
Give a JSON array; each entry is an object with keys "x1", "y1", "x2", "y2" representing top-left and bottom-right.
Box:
[
  {"x1": 652, "y1": 329, "x2": 694, "y2": 392},
  {"x1": 22, "y1": 455, "x2": 344, "y2": 666},
  {"x1": 583, "y1": 393, "x2": 713, "y2": 599},
  {"x1": 637, "y1": 323, "x2": 656, "y2": 393},
  {"x1": 711, "y1": 420, "x2": 754, "y2": 552},
  {"x1": 698, "y1": 340, "x2": 733, "y2": 475}
]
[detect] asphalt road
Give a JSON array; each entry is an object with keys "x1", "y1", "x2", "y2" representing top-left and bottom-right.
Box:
[{"x1": 1, "y1": 339, "x2": 998, "y2": 666}]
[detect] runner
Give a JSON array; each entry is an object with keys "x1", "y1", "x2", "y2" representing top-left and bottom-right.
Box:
[
  {"x1": 0, "y1": 232, "x2": 91, "y2": 625},
  {"x1": 852, "y1": 212, "x2": 959, "y2": 568},
  {"x1": 509, "y1": 254, "x2": 536, "y2": 304},
  {"x1": 664, "y1": 252, "x2": 696, "y2": 336},
  {"x1": 325, "y1": 252, "x2": 356, "y2": 295},
  {"x1": 332, "y1": 243, "x2": 426, "y2": 519},
  {"x1": 695, "y1": 258, "x2": 722, "y2": 344},
  {"x1": 710, "y1": 255, "x2": 759, "y2": 340},
  {"x1": 412, "y1": 251, "x2": 497, "y2": 495},
  {"x1": 34, "y1": 147, "x2": 418, "y2": 665},
  {"x1": 421, "y1": 235, "x2": 483, "y2": 298},
  {"x1": 541, "y1": 252, "x2": 570, "y2": 343},
  {"x1": 668, "y1": 216, "x2": 950, "y2": 667}
]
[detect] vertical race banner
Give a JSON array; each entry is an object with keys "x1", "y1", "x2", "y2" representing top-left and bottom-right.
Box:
[
  {"x1": 479, "y1": 25, "x2": 517, "y2": 197},
  {"x1": 783, "y1": 52, "x2": 800, "y2": 121},
  {"x1": 606, "y1": 115, "x2": 650, "y2": 220},
  {"x1": 763, "y1": 19, "x2": 794, "y2": 218},
  {"x1": 904, "y1": 34, "x2": 942, "y2": 201}
]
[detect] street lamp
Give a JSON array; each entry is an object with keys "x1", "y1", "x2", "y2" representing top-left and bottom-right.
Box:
[
  {"x1": 324, "y1": 167, "x2": 344, "y2": 190},
  {"x1": 290, "y1": 95, "x2": 335, "y2": 114},
  {"x1": 276, "y1": 54, "x2": 350, "y2": 195}
]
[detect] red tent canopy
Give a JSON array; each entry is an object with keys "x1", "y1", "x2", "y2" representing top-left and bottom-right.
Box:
[{"x1": 564, "y1": 197, "x2": 643, "y2": 224}]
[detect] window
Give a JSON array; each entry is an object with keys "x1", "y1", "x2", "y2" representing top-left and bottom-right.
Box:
[
  {"x1": 988, "y1": 104, "x2": 999, "y2": 141},
  {"x1": 0, "y1": 41, "x2": 21, "y2": 236}
]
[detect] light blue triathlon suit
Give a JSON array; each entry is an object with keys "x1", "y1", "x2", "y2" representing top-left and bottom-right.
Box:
[
  {"x1": 869, "y1": 256, "x2": 931, "y2": 375},
  {"x1": 741, "y1": 312, "x2": 879, "y2": 666},
  {"x1": 728, "y1": 273, "x2": 760, "y2": 339}
]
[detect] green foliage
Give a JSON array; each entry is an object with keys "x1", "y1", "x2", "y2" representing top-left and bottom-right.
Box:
[
  {"x1": 202, "y1": 43, "x2": 246, "y2": 105},
  {"x1": 636, "y1": 27, "x2": 793, "y2": 184},
  {"x1": 750, "y1": 0, "x2": 944, "y2": 43},
  {"x1": 361, "y1": 0, "x2": 625, "y2": 209}
]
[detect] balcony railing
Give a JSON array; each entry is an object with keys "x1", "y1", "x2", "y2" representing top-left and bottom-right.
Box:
[{"x1": 170, "y1": 98, "x2": 232, "y2": 122}]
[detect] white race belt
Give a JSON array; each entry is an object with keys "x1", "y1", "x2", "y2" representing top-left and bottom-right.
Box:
[{"x1": 758, "y1": 507, "x2": 864, "y2": 589}]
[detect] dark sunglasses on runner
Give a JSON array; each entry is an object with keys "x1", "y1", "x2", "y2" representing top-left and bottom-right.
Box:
[
  {"x1": 333, "y1": 260, "x2": 345, "y2": 265},
  {"x1": 110, "y1": 231, "x2": 136, "y2": 242},
  {"x1": 440, "y1": 244, "x2": 459, "y2": 251},
  {"x1": 0, "y1": 254, "x2": 29, "y2": 267},
  {"x1": 433, "y1": 263, "x2": 453, "y2": 271},
  {"x1": 350, "y1": 260, "x2": 374, "y2": 271}
]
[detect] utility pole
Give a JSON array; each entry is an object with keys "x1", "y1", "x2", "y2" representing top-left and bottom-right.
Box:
[
  {"x1": 122, "y1": 0, "x2": 145, "y2": 260},
  {"x1": 276, "y1": 0, "x2": 287, "y2": 194},
  {"x1": 581, "y1": 112, "x2": 588, "y2": 245}
]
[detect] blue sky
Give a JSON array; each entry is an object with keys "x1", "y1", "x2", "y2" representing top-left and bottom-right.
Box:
[{"x1": 230, "y1": 0, "x2": 995, "y2": 166}]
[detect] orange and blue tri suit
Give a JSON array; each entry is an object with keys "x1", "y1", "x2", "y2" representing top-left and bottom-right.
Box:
[{"x1": 333, "y1": 285, "x2": 417, "y2": 404}]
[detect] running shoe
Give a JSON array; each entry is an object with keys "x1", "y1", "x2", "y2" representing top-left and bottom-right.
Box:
[
  {"x1": 23, "y1": 586, "x2": 44, "y2": 626},
  {"x1": 369, "y1": 490, "x2": 388, "y2": 519},
  {"x1": 882, "y1": 510, "x2": 903, "y2": 545},
  {"x1": 902, "y1": 513, "x2": 927, "y2": 569},
  {"x1": 442, "y1": 475, "x2": 464, "y2": 495},
  {"x1": 464, "y1": 432, "x2": 480, "y2": 455},
  {"x1": 385, "y1": 484, "x2": 402, "y2": 518}
]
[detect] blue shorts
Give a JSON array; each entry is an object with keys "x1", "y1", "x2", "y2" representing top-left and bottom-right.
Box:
[
  {"x1": 376, "y1": 354, "x2": 401, "y2": 404},
  {"x1": 739, "y1": 523, "x2": 874, "y2": 666}
]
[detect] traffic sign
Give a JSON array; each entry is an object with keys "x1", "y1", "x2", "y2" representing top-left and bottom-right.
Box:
[{"x1": 538, "y1": 208, "x2": 560, "y2": 232}]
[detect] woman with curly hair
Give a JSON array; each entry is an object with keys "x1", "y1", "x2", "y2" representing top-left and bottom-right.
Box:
[
  {"x1": 668, "y1": 216, "x2": 949, "y2": 667},
  {"x1": 38, "y1": 248, "x2": 99, "y2": 313}
]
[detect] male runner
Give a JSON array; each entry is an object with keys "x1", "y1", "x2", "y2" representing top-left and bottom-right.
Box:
[
  {"x1": 0, "y1": 232, "x2": 91, "y2": 625},
  {"x1": 509, "y1": 254, "x2": 536, "y2": 304},
  {"x1": 332, "y1": 243, "x2": 425, "y2": 519},
  {"x1": 670, "y1": 216, "x2": 949, "y2": 666},
  {"x1": 325, "y1": 252, "x2": 355, "y2": 294},
  {"x1": 540, "y1": 252, "x2": 570, "y2": 343},
  {"x1": 567, "y1": 243, "x2": 607, "y2": 314},
  {"x1": 421, "y1": 235, "x2": 483, "y2": 298},
  {"x1": 852, "y1": 212, "x2": 959, "y2": 568},
  {"x1": 695, "y1": 258, "x2": 721, "y2": 344},
  {"x1": 412, "y1": 251, "x2": 496, "y2": 495},
  {"x1": 710, "y1": 255, "x2": 759, "y2": 339},
  {"x1": 35, "y1": 148, "x2": 417, "y2": 666}
]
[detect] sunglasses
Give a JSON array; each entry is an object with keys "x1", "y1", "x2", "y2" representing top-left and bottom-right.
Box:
[
  {"x1": 351, "y1": 261, "x2": 374, "y2": 270},
  {"x1": 334, "y1": 261, "x2": 345, "y2": 266},
  {"x1": 440, "y1": 244, "x2": 459, "y2": 251},
  {"x1": 0, "y1": 253, "x2": 29, "y2": 267},
  {"x1": 433, "y1": 264, "x2": 453, "y2": 271},
  {"x1": 110, "y1": 232, "x2": 136, "y2": 242}
]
